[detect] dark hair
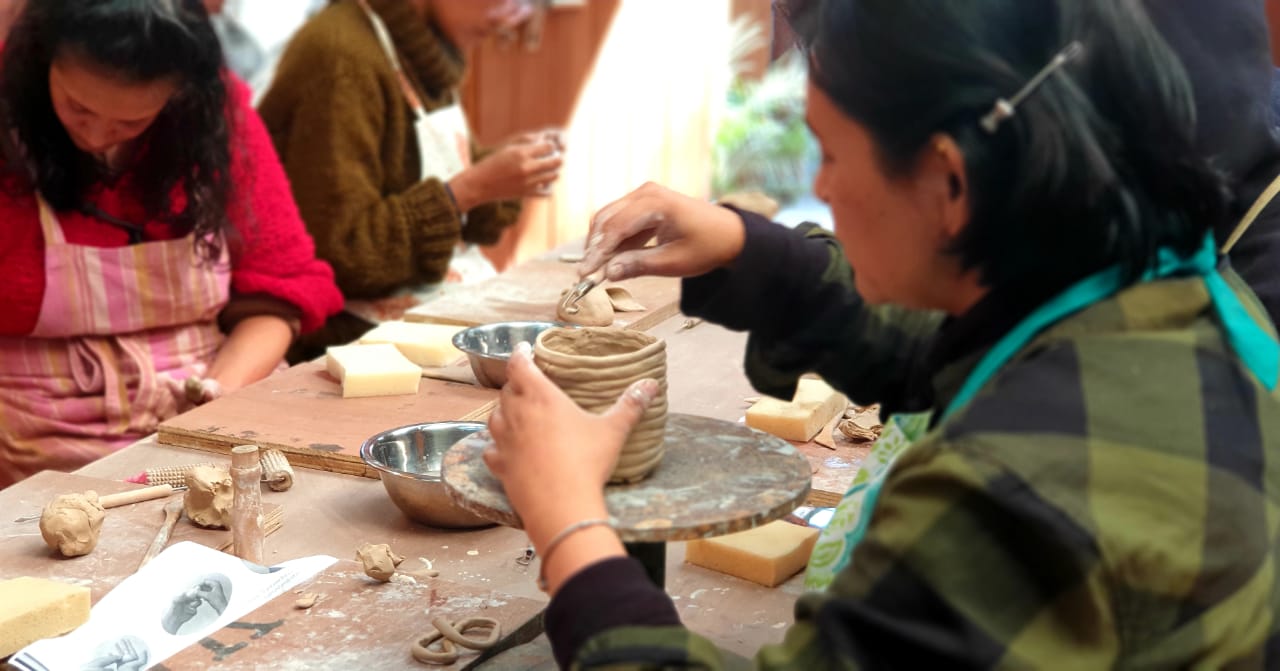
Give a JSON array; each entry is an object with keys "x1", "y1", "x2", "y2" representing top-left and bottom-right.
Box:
[
  {"x1": 0, "y1": 0, "x2": 232, "y2": 259},
  {"x1": 786, "y1": 0, "x2": 1230, "y2": 293}
]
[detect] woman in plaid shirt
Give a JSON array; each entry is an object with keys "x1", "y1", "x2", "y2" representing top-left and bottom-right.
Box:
[{"x1": 485, "y1": 0, "x2": 1280, "y2": 667}]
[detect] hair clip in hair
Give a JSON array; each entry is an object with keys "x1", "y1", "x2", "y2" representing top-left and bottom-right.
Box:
[{"x1": 980, "y1": 41, "x2": 1084, "y2": 134}]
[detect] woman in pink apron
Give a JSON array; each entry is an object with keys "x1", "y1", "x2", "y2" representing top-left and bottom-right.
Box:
[
  {"x1": 0, "y1": 0, "x2": 343, "y2": 488},
  {"x1": 258, "y1": 0, "x2": 564, "y2": 361}
]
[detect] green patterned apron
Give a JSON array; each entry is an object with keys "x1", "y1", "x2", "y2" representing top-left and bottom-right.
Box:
[{"x1": 804, "y1": 234, "x2": 1278, "y2": 590}]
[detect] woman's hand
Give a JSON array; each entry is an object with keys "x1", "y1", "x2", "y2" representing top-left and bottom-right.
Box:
[
  {"x1": 485, "y1": 342, "x2": 659, "y2": 592},
  {"x1": 579, "y1": 182, "x2": 747, "y2": 282},
  {"x1": 449, "y1": 137, "x2": 563, "y2": 210}
]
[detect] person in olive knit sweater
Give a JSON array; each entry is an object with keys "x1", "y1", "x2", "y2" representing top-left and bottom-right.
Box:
[{"x1": 258, "y1": 0, "x2": 561, "y2": 359}]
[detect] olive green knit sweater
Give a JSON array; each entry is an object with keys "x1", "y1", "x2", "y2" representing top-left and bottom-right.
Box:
[{"x1": 257, "y1": 0, "x2": 520, "y2": 301}]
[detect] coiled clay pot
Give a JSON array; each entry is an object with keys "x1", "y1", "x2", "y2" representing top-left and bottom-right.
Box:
[{"x1": 534, "y1": 327, "x2": 667, "y2": 483}]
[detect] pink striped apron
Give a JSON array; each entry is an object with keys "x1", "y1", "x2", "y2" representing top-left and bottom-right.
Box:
[{"x1": 0, "y1": 195, "x2": 229, "y2": 487}]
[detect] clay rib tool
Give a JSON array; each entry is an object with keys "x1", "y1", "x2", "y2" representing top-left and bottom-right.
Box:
[{"x1": 138, "y1": 498, "x2": 184, "y2": 570}]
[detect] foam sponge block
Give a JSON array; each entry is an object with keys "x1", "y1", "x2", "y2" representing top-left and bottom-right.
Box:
[
  {"x1": 358, "y1": 321, "x2": 464, "y2": 368},
  {"x1": 0, "y1": 577, "x2": 91, "y2": 657},
  {"x1": 325, "y1": 343, "x2": 422, "y2": 398},
  {"x1": 685, "y1": 521, "x2": 820, "y2": 587},
  {"x1": 746, "y1": 378, "x2": 847, "y2": 442}
]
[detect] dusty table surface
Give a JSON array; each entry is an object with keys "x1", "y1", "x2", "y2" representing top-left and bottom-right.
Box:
[
  {"x1": 1, "y1": 313, "x2": 853, "y2": 668},
  {"x1": 443, "y1": 414, "x2": 812, "y2": 542}
]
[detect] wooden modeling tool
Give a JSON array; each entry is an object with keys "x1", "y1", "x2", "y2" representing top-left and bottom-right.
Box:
[{"x1": 137, "y1": 498, "x2": 184, "y2": 570}]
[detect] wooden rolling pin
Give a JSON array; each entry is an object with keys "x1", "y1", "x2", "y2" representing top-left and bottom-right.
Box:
[
  {"x1": 100, "y1": 484, "x2": 175, "y2": 509},
  {"x1": 15, "y1": 485, "x2": 177, "y2": 526}
]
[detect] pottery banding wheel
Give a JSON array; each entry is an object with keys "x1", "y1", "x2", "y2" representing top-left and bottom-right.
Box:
[{"x1": 442, "y1": 414, "x2": 812, "y2": 544}]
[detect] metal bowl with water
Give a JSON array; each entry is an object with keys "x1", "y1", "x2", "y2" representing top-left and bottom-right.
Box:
[
  {"x1": 360, "y1": 421, "x2": 492, "y2": 529},
  {"x1": 452, "y1": 321, "x2": 567, "y2": 388}
]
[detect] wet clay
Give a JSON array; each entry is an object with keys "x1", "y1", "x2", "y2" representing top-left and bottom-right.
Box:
[
  {"x1": 357, "y1": 543, "x2": 404, "y2": 582},
  {"x1": 39, "y1": 491, "x2": 106, "y2": 557},
  {"x1": 604, "y1": 287, "x2": 646, "y2": 312},
  {"x1": 557, "y1": 287, "x2": 613, "y2": 326},
  {"x1": 184, "y1": 466, "x2": 233, "y2": 529},
  {"x1": 557, "y1": 286, "x2": 650, "y2": 326},
  {"x1": 535, "y1": 327, "x2": 668, "y2": 483}
]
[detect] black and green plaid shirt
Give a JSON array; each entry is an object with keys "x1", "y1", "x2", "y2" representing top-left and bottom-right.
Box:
[{"x1": 546, "y1": 217, "x2": 1280, "y2": 669}]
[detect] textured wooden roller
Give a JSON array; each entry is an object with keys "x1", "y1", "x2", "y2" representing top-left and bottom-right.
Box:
[
  {"x1": 260, "y1": 449, "x2": 295, "y2": 492},
  {"x1": 141, "y1": 463, "x2": 218, "y2": 488}
]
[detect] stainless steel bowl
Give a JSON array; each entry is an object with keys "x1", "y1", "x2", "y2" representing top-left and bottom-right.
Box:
[
  {"x1": 360, "y1": 421, "x2": 493, "y2": 529},
  {"x1": 452, "y1": 321, "x2": 567, "y2": 388}
]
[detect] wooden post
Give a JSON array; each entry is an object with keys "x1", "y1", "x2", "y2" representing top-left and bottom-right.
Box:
[{"x1": 230, "y1": 445, "x2": 264, "y2": 564}]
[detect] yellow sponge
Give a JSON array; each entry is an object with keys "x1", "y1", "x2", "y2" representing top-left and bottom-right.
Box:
[
  {"x1": 746, "y1": 378, "x2": 847, "y2": 442},
  {"x1": 685, "y1": 521, "x2": 820, "y2": 587},
  {"x1": 0, "y1": 576, "x2": 91, "y2": 657}
]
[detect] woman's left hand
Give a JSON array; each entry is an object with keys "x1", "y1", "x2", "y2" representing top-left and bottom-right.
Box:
[{"x1": 485, "y1": 341, "x2": 659, "y2": 548}]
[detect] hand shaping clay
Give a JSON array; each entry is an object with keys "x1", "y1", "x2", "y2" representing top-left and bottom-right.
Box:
[
  {"x1": 534, "y1": 327, "x2": 668, "y2": 482},
  {"x1": 357, "y1": 543, "x2": 405, "y2": 582},
  {"x1": 557, "y1": 287, "x2": 613, "y2": 326},
  {"x1": 184, "y1": 466, "x2": 234, "y2": 529},
  {"x1": 39, "y1": 492, "x2": 106, "y2": 558}
]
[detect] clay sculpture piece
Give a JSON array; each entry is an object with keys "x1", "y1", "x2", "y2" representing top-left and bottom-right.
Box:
[
  {"x1": 357, "y1": 542, "x2": 405, "y2": 582},
  {"x1": 534, "y1": 326, "x2": 668, "y2": 483},
  {"x1": 556, "y1": 286, "x2": 648, "y2": 327},
  {"x1": 39, "y1": 491, "x2": 106, "y2": 557},
  {"x1": 184, "y1": 466, "x2": 234, "y2": 529}
]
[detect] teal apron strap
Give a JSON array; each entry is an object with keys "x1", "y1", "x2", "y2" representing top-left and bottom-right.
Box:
[{"x1": 943, "y1": 235, "x2": 1278, "y2": 423}]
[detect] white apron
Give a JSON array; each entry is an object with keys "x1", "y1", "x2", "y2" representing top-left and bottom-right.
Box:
[{"x1": 345, "y1": 0, "x2": 497, "y2": 324}]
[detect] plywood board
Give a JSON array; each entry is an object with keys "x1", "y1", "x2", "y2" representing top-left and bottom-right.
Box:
[
  {"x1": 163, "y1": 560, "x2": 545, "y2": 670},
  {"x1": 404, "y1": 258, "x2": 680, "y2": 331},
  {"x1": 157, "y1": 361, "x2": 498, "y2": 479}
]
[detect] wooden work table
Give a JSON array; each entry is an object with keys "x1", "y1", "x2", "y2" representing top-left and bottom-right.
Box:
[{"x1": 1, "y1": 254, "x2": 871, "y2": 668}]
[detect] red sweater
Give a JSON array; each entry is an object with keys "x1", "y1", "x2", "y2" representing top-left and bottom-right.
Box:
[{"x1": 0, "y1": 76, "x2": 343, "y2": 335}]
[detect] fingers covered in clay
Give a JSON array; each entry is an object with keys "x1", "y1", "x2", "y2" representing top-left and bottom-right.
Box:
[
  {"x1": 357, "y1": 542, "x2": 405, "y2": 582},
  {"x1": 533, "y1": 327, "x2": 668, "y2": 483},
  {"x1": 40, "y1": 491, "x2": 106, "y2": 557},
  {"x1": 184, "y1": 466, "x2": 233, "y2": 529}
]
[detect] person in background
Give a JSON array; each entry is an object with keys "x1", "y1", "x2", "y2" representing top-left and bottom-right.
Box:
[
  {"x1": 0, "y1": 0, "x2": 343, "y2": 488},
  {"x1": 201, "y1": 0, "x2": 267, "y2": 85},
  {"x1": 259, "y1": 0, "x2": 562, "y2": 362},
  {"x1": 483, "y1": 0, "x2": 1280, "y2": 667}
]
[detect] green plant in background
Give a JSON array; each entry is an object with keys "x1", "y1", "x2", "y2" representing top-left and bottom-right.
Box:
[{"x1": 714, "y1": 49, "x2": 816, "y2": 206}]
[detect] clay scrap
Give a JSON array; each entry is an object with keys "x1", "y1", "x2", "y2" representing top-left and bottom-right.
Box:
[
  {"x1": 39, "y1": 492, "x2": 106, "y2": 558},
  {"x1": 556, "y1": 286, "x2": 649, "y2": 326},
  {"x1": 357, "y1": 543, "x2": 405, "y2": 582},
  {"x1": 184, "y1": 466, "x2": 233, "y2": 529}
]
